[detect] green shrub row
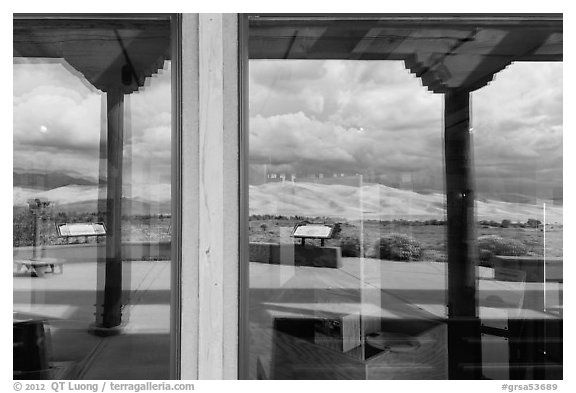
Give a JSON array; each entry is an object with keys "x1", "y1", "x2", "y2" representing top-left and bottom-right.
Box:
[
  {"x1": 333, "y1": 233, "x2": 530, "y2": 262},
  {"x1": 477, "y1": 235, "x2": 528, "y2": 264}
]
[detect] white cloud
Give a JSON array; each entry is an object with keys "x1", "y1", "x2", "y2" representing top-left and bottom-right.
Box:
[
  {"x1": 13, "y1": 60, "x2": 173, "y2": 188},
  {"x1": 249, "y1": 60, "x2": 445, "y2": 188},
  {"x1": 473, "y1": 62, "x2": 563, "y2": 199},
  {"x1": 12, "y1": 56, "x2": 562, "y2": 202},
  {"x1": 249, "y1": 59, "x2": 562, "y2": 201}
]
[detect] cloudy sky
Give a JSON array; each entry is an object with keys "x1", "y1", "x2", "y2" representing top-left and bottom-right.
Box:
[
  {"x1": 249, "y1": 60, "x2": 563, "y2": 202},
  {"x1": 13, "y1": 58, "x2": 172, "y2": 195},
  {"x1": 13, "y1": 56, "x2": 562, "y2": 204}
]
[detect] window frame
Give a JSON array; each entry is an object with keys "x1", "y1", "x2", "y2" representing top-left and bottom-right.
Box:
[
  {"x1": 237, "y1": 13, "x2": 563, "y2": 380},
  {"x1": 12, "y1": 13, "x2": 183, "y2": 380}
]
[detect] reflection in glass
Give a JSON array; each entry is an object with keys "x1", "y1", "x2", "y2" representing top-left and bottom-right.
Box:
[
  {"x1": 248, "y1": 59, "x2": 449, "y2": 379},
  {"x1": 472, "y1": 62, "x2": 563, "y2": 380},
  {"x1": 246, "y1": 17, "x2": 562, "y2": 380},
  {"x1": 13, "y1": 18, "x2": 173, "y2": 379}
]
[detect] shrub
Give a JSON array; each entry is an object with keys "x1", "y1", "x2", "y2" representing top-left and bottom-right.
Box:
[
  {"x1": 526, "y1": 218, "x2": 542, "y2": 228},
  {"x1": 371, "y1": 233, "x2": 423, "y2": 261},
  {"x1": 332, "y1": 223, "x2": 342, "y2": 238},
  {"x1": 477, "y1": 235, "x2": 528, "y2": 264},
  {"x1": 13, "y1": 211, "x2": 36, "y2": 247},
  {"x1": 421, "y1": 249, "x2": 447, "y2": 262},
  {"x1": 337, "y1": 234, "x2": 364, "y2": 257}
]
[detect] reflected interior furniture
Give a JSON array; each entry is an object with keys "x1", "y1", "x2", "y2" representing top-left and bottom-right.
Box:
[
  {"x1": 493, "y1": 256, "x2": 563, "y2": 283},
  {"x1": 482, "y1": 257, "x2": 563, "y2": 379},
  {"x1": 268, "y1": 316, "x2": 447, "y2": 379},
  {"x1": 13, "y1": 316, "x2": 76, "y2": 379},
  {"x1": 250, "y1": 261, "x2": 448, "y2": 380},
  {"x1": 250, "y1": 259, "x2": 562, "y2": 380}
]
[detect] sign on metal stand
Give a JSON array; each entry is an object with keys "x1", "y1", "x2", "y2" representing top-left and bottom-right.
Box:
[{"x1": 292, "y1": 223, "x2": 335, "y2": 246}]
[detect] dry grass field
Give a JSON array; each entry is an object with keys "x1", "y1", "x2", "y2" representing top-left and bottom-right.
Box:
[
  {"x1": 248, "y1": 216, "x2": 562, "y2": 261},
  {"x1": 13, "y1": 211, "x2": 562, "y2": 262}
]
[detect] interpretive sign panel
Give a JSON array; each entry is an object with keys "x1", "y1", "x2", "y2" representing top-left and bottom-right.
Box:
[
  {"x1": 293, "y1": 224, "x2": 334, "y2": 239},
  {"x1": 56, "y1": 222, "x2": 107, "y2": 237}
]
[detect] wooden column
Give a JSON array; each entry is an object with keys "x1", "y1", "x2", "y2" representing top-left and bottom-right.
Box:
[
  {"x1": 101, "y1": 89, "x2": 124, "y2": 328},
  {"x1": 444, "y1": 88, "x2": 482, "y2": 379}
]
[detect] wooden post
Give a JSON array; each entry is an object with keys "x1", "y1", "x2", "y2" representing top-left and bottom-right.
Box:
[
  {"x1": 101, "y1": 89, "x2": 124, "y2": 328},
  {"x1": 444, "y1": 88, "x2": 482, "y2": 379}
]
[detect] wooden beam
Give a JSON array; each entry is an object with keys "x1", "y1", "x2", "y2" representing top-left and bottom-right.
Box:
[{"x1": 248, "y1": 15, "x2": 562, "y2": 30}]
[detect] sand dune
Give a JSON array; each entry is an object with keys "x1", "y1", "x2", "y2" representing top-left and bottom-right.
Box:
[
  {"x1": 13, "y1": 184, "x2": 171, "y2": 215},
  {"x1": 13, "y1": 185, "x2": 99, "y2": 206},
  {"x1": 14, "y1": 183, "x2": 171, "y2": 206},
  {"x1": 249, "y1": 182, "x2": 562, "y2": 223},
  {"x1": 13, "y1": 182, "x2": 562, "y2": 223}
]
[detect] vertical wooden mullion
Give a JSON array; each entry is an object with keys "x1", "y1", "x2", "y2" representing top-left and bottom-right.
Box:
[
  {"x1": 221, "y1": 13, "x2": 240, "y2": 380},
  {"x1": 179, "y1": 13, "x2": 200, "y2": 380},
  {"x1": 237, "y1": 13, "x2": 250, "y2": 380},
  {"x1": 196, "y1": 13, "x2": 240, "y2": 380},
  {"x1": 198, "y1": 13, "x2": 225, "y2": 378},
  {"x1": 170, "y1": 13, "x2": 183, "y2": 380}
]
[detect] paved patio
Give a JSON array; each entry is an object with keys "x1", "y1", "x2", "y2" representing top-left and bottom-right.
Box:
[
  {"x1": 13, "y1": 259, "x2": 171, "y2": 379},
  {"x1": 13, "y1": 256, "x2": 562, "y2": 379}
]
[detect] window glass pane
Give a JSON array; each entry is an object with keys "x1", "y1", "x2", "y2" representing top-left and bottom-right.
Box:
[
  {"x1": 472, "y1": 62, "x2": 563, "y2": 380},
  {"x1": 13, "y1": 17, "x2": 173, "y2": 379},
  {"x1": 247, "y1": 61, "x2": 448, "y2": 381},
  {"x1": 246, "y1": 16, "x2": 562, "y2": 380}
]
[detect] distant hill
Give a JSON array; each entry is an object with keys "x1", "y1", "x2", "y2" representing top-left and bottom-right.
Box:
[
  {"x1": 49, "y1": 198, "x2": 171, "y2": 216},
  {"x1": 12, "y1": 181, "x2": 562, "y2": 223},
  {"x1": 13, "y1": 184, "x2": 171, "y2": 216},
  {"x1": 13, "y1": 171, "x2": 97, "y2": 190},
  {"x1": 249, "y1": 182, "x2": 563, "y2": 224}
]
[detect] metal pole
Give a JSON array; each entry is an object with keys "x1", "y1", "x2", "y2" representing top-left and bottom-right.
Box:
[
  {"x1": 444, "y1": 88, "x2": 482, "y2": 379},
  {"x1": 31, "y1": 208, "x2": 39, "y2": 260}
]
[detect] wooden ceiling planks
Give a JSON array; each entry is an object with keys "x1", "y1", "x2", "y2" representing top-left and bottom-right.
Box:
[
  {"x1": 13, "y1": 18, "x2": 171, "y2": 94},
  {"x1": 248, "y1": 16, "x2": 562, "y2": 94}
]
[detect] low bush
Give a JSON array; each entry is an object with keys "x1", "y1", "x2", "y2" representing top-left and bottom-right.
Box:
[
  {"x1": 370, "y1": 233, "x2": 423, "y2": 261},
  {"x1": 337, "y1": 234, "x2": 365, "y2": 257},
  {"x1": 477, "y1": 235, "x2": 528, "y2": 265},
  {"x1": 421, "y1": 249, "x2": 447, "y2": 262}
]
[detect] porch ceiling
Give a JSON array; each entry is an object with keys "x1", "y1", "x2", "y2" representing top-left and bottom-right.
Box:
[
  {"x1": 13, "y1": 18, "x2": 172, "y2": 94},
  {"x1": 13, "y1": 16, "x2": 562, "y2": 95},
  {"x1": 249, "y1": 15, "x2": 562, "y2": 93}
]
